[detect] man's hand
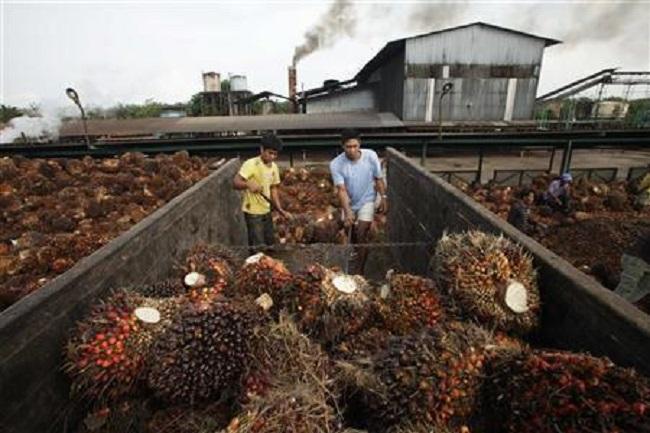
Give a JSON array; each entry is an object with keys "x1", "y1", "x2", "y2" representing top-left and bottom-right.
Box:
[
  {"x1": 279, "y1": 209, "x2": 293, "y2": 220},
  {"x1": 377, "y1": 196, "x2": 388, "y2": 214},
  {"x1": 343, "y1": 208, "x2": 355, "y2": 228},
  {"x1": 247, "y1": 180, "x2": 262, "y2": 194}
]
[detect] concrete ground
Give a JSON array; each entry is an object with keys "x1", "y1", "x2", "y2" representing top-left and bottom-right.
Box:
[
  {"x1": 413, "y1": 148, "x2": 650, "y2": 183},
  {"x1": 273, "y1": 148, "x2": 650, "y2": 184}
]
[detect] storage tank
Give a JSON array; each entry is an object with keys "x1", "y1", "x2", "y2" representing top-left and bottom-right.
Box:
[
  {"x1": 230, "y1": 74, "x2": 248, "y2": 92},
  {"x1": 202, "y1": 72, "x2": 221, "y2": 92},
  {"x1": 592, "y1": 100, "x2": 629, "y2": 119}
]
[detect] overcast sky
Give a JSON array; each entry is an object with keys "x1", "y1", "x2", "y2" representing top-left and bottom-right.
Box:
[{"x1": 1, "y1": 0, "x2": 649, "y2": 112}]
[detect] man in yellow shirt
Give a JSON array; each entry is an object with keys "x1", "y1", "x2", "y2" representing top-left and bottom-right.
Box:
[{"x1": 233, "y1": 133, "x2": 291, "y2": 251}]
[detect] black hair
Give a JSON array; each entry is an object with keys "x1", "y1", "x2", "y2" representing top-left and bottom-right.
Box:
[
  {"x1": 261, "y1": 132, "x2": 283, "y2": 152},
  {"x1": 341, "y1": 128, "x2": 361, "y2": 144},
  {"x1": 517, "y1": 188, "x2": 535, "y2": 199}
]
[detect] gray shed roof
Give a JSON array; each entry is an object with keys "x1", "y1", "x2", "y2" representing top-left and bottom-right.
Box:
[
  {"x1": 356, "y1": 22, "x2": 561, "y2": 82},
  {"x1": 59, "y1": 112, "x2": 403, "y2": 137}
]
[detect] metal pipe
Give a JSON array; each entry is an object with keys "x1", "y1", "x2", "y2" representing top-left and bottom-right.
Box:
[{"x1": 548, "y1": 146, "x2": 556, "y2": 173}]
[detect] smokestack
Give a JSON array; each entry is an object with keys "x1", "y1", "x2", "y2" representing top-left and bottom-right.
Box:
[{"x1": 288, "y1": 65, "x2": 297, "y2": 114}]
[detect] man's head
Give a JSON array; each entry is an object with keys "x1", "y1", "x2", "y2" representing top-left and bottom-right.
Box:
[
  {"x1": 341, "y1": 128, "x2": 361, "y2": 161},
  {"x1": 260, "y1": 132, "x2": 283, "y2": 164},
  {"x1": 560, "y1": 172, "x2": 573, "y2": 185},
  {"x1": 518, "y1": 188, "x2": 535, "y2": 205}
]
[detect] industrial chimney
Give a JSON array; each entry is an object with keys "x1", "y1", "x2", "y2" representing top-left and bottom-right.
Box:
[{"x1": 288, "y1": 66, "x2": 297, "y2": 113}]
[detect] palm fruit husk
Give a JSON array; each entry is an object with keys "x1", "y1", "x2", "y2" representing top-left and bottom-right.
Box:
[
  {"x1": 145, "y1": 401, "x2": 233, "y2": 433},
  {"x1": 228, "y1": 314, "x2": 339, "y2": 433},
  {"x1": 386, "y1": 421, "x2": 461, "y2": 433},
  {"x1": 432, "y1": 230, "x2": 540, "y2": 334},
  {"x1": 480, "y1": 349, "x2": 650, "y2": 433},
  {"x1": 78, "y1": 399, "x2": 151, "y2": 433},
  {"x1": 184, "y1": 242, "x2": 242, "y2": 284},
  {"x1": 377, "y1": 272, "x2": 450, "y2": 335},
  {"x1": 244, "y1": 313, "x2": 331, "y2": 394},
  {"x1": 359, "y1": 322, "x2": 524, "y2": 432},
  {"x1": 64, "y1": 290, "x2": 180, "y2": 401},
  {"x1": 147, "y1": 297, "x2": 260, "y2": 404},
  {"x1": 231, "y1": 253, "x2": 292, "y2": 301},
  {"x1": 224, "y1": 382, "x2": 339, "y2": 433}
]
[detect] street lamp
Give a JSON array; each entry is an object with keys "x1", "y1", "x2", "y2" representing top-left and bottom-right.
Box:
[
  {"x1": 438, "y1": 82, "x2": 454, "y2": 142},
  {"x1": 65, "y1": 87, "x2": 92, "y2": 149}
]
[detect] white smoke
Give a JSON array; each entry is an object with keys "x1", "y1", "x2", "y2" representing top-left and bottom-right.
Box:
[{"x1": 0, "y1": 105, "x2": 64, "y2": 145}]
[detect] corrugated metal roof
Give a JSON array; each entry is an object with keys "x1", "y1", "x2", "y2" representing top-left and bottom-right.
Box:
[
  {"x1": 59, "y1": 112, "x2": 404, "y2": 137},
  {"x1": 356, "y1": 22, "x2": 561, "y2": 82}
]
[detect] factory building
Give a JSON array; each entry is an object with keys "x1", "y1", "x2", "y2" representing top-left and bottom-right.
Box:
[{"x1": 304, "y1": 22, "x2": 560, "y2": 122}]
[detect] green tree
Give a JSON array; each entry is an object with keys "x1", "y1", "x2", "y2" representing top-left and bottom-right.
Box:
[
  {"x1": 625, "y1": 98, "x2": 650, "y2": 127},
  {"x1": 0, "y1": 105, "x2": 22, "y2": 123}
]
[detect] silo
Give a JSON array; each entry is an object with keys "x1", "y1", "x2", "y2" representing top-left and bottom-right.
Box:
[
  {"x1": 230, "y1": 75, "x2": 248, "y2": 92},
  {"x1": 202, "y1": 72, "x2": 221, "y2": 92}
]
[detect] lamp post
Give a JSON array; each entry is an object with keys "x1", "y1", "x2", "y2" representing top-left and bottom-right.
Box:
[
  {"x1": 65, "y1": 87, "x2": 92, "y2": 149},
  {"x1": 438, "y1": 82, "x2": 454, "y2": 142}
]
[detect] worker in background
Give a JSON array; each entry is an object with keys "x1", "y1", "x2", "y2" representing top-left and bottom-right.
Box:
[
  {"x1": 634, "y1": 167, "x2": 650, "y2": 209},
  {"x1": 507, "y1": 188, "x2": 539, "y2": 235},
  {"x1": 330, "y1": 129, "x2": 387, "y2": 275},
  {"x1": 233, "y1": 133, "x2": 291, "y2": 253},
  {"x1": 542, "y1": 172, "x2": 573, "y2": 214},
  {"x1": 615, "y1": 230, "x2": 650, "y2": 308}
]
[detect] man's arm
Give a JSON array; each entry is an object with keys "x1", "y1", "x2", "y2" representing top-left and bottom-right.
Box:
[
  {"x1": 233, "y1": 173, "x2": 261, "y2": 193},
  {"x1": 270, "y1": 185, "x2": 290, "y2": 218},
  {"x1": 375, "y1": 177, "x2": 388, "y2": 214},
  {"x1": 337, "y1": 184, "x2": 355, "y2": 227}
]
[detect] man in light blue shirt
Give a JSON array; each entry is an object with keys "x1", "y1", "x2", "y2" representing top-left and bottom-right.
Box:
[{"x1": 329, "y1": 129, "x2": 387, "y2": 274}]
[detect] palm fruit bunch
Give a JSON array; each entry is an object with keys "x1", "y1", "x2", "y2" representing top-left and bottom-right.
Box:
[
  {"x1": 231, "y1": 253, "x2": 292, "y2": 301},
  {"x1": 287, "y1": 263, "x2": 373, "y2": 346},
  {"x1": 147, "y1": 297, "x2": 259, "y2": 403},
  {"x1": 184, "y1": 242, "x2": 242, "y2": 285},
  {"x1": 432, "y1": 230, "x2": 540, "y2": 334},
  {"x1": 377, "y1": 272, "x2": 449, "y2": 335},
  {"x1": 330, "y1": 326, "x2": 391, "y2": 360},
  {"x1": 64, "y1": 290, "x2": 178, "y2": 400},
  {"x1": 362, "y1": 322, "x2": 519, "y2": 432},
  {"x1": 131, "y1": 277, "x2": 186, "y2": 298},
  {"x1": 481, "y1": 349, "x2": 650, "y2": 433},
  {"x1": 282, "y1": 263, "x2": 327, "y2": 320}
]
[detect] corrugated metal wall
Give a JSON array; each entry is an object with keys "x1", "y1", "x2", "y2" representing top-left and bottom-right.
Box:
[
  {"x1": 402, "y1": 25, "x2": 546, "y2": 121},
  {"x1": 406, "y1": 25, "x2": 546, "y2": 65},
  {"x1": 306, "y1": 87, "x2": 377, "y2": 114},
  {"x1": 377, "y1": 50, "x2": 405, "y2": 116}
]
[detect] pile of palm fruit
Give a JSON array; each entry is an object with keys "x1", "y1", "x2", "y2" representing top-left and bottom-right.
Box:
[
  {"x1": 463, "y1": 173, "x2": 650, "y2": 302},
  {"x1": 0, "y1": 152, "x2": 209, "y2": 310},
  {"x1": 273, "y1": 166, "x2": 386, "y2": 244},
  {"x1": 65, "y1": 232, "x2": 650, "y2": 433}
]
